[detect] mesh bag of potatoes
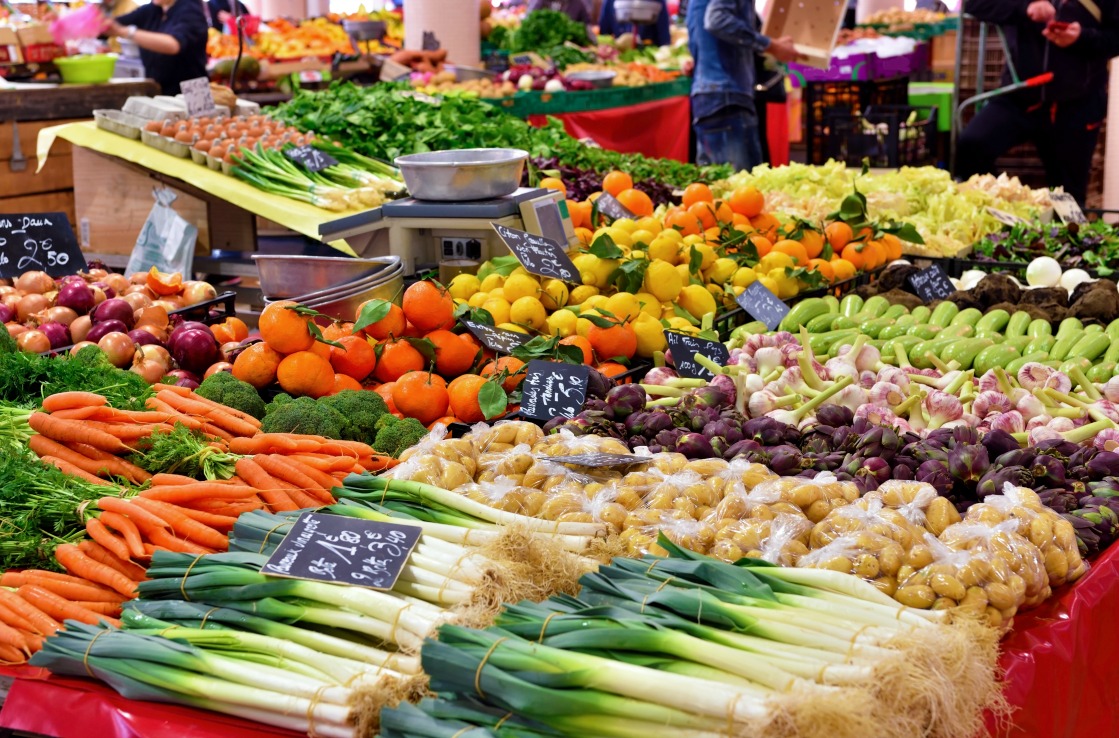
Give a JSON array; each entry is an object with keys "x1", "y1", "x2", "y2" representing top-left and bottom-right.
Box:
[
  {"x1": 796, "y1": 531, "x2": 906, "y2": 595},
  {"x1": 963, "y1": 484, "x2": 1087, "y2": 588},
  {"x1": 747, "y1": 472, "x2": 860, "y2": 524},
  {"x1": 810, "y1": 495, "x2": 926, "y2": 553},
  {"x1": 865, "y1": 480, "x2": 962, "y2": 536},
  {"x1": 709, "y1": 512, "x2": 813, "y2": 565},
  {"x1": 937, "y1": 519, "x2": 1051, "y2": 610}
]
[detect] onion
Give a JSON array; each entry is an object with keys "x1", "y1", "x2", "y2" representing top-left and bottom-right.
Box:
[
  {"x1": 132, "y1": 350, "x2": 169, "y2": 383},
  {"x1": 93, "y1": 282, "x2": 116, "y2": 300},
  {"x1": 121, "y1": 292, "x2": 152, "y2": 312},
  {"x1": 41, "y1": 306, "x2": 78, "y2": 326},
  {"x1": 165, "y1": 368, "x2": 200, "y2": 389},
  {"x1": 129, "y1": 272, "x2": 148, "y2": 285},
  {"x1": 70, "y1": 341, "x2": 96, "y2": 355},
  {"x1": 135, "y1": 305, "x2": 169, "y2": 330},
  {"x1": 6, "y1": 323, "x2": 27, "y2": 339},
  {"x1": 91, "y1": 298, "x2": 135, "y2": 328},
  {"x1": 17, "y1": 330, "x2": 51, "y2": 353},
  {"x1": 69, "y1": 315, "x2": 92, "y2": 343},
  {"x1": 15, "y1": 271, "x2": 53, "y2": 294},
  {"x1": 171, "y1": 329, "x2": 220, "y2": 375},
  {"x1": 86, "y1": 319, "x2": 129, "y2": 343},
  {"x1": 1026, "y1": 257, "x2": 1062, "y2": 287},
  {"x1": 137, "y1": 344, "x2": 172, "y2": 369},
  {"x1": 0, "y1": 286, "x2": 14, "y2": 297},
  {"x1": 132, "y1": 324, "x2": 168, "y2": 343},
  {"x1": 90, "y1": 286, "x2": 106, "y2": 305},
  {"x1": 181, "y1": 281, "x2": 217, "y2": 306},
  {"x1": 0, "y1": 304, "x2": 12, "y2": 324},
  {"x1": 1, "y1": 294, "x2": 18, "y2": 312},
  {"x1": 85, "y1": 268, "x2": 108, "y2": 281},
  {"x1": 38, "y1": 321, "x2": 71, "y2": 349},
  {"x1": 103, "y1": 273, "x2": 129, "y2": 295},
  {"x1": 128, "y1": 328, "x2": 162, "y2": 347},
  {"x1": 17, "y1": 294, "x2": 49, "y2": 322},
  {"x1": 168, "y1": 321, "x2": 213, "y2": 353},
  {"x1": 205, "y1": 362, "x2": 233, "y2": 378},
  {"x1": 124, "y1": 283, "x2": 155, "y2": 297},
  {"x1": 154, "y1": 295, "x2": 184, "y2": 309},
  {"x1": 220, "y1": 340, "x2": 242, "y2": 361},
  {"x1": 98, "y1": 332, "x2": 136, "y2": 368},
  {"x1": 43, "y1": 290, "x2": 58, "y2": 305}
]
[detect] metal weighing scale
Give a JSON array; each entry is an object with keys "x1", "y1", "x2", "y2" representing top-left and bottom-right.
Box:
[{"x1": 318, "y1": 187, "x2": 576, "y2": 276}]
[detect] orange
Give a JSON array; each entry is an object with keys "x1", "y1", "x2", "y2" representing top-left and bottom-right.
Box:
[
  {"x1": 231, "y1": 342, "x2": 283, "y2": 389},
  {"x1": 748, "y1": 234, "x2": 773, "y2": 258},
  {"x1": 825, "y1": 221, "x2": 854, "y2": 251},
  {"x1": 329, "y1": 334, "x2": 377, "y2": 381},
  {"x1": 704, "y1": 226, "x2": 722, "y2": 242},
  {"x1": 881, "y1": 233, "x2": 903, "y2": 261},
  {"x1": 681, "y1": 183, "x2": 714, "y2": 208},
  {"x1": 602, "y1": 170, "x2": 634, "y2": 197},
  {"x1": 355, "y1": 300, "x2": 406, "y2": 341},
  {"x1": 806, "y1": 258, "x2": 836, "y2": 283},
  {"x1": 830, "y1": 258, "x2": 857, "y2": 282},
  {"x1": 322, "y1": 321, "x2": 354, "y2": 341},
  {"x1": 427, "y1": 329, "x2": 477, "y2": 379},
  {"x1": 856, "y1": 226, "x2": 874, "y2": 242},
  {"x1": 448, "y1": 374, "x2": 489, "y2": 423},
  {"x1": 566, "y1": 199, "x2": 588, "y2": 229},
  {"x1": 259, "y1": 300, "x2": 315, "y2": 354},
  {"x1": 211, "y1": 322, "x2": 238, "y2": 345},
  {"x1": 616, "y1": 188, "x2": 654, "y2": 218},
  {"x1": 373, "y1": 382, "x2": 398, "y2": 413},
  {"x1": 373, "y1": 339, "x2": 425, "y2": 383},
  {"x1": 587, "y1": 323, "x2": 637, "y2": 361},
  {"x1": 146, "y1": 266, "x2": 182, "y2": 296},
  {"x1": 749, "y1": 213, "x2": 781, "y2": 242},
  {"x1": 560, "y1": 335, "x2": 594, "y2": 364},
  {"x1": 402, "y1": 281, "x2": 454, "y2": 334},
  {"x1": 840, "y1": 243, "x2": 866, "y2": 270},
  {"x1": 772, "y1": 239, "x2": 809, "y2": 266},
  {"x1": 799, "y1": 229, "x2": 825, "y2": 259},
  {"x1": 713, "y1": 201, "x2": 734, "y2": 224},
  {"x1": 728, "y1": 186, "x2": 765, "y2": 218},
  {"x1": 596, "y1": 361, "x2": 632, "y2": 383},
  {"x1": 393, "y1": 371, "x2": 449, "y2": 425},
  {"x1": 665, "y1": 209, "x2": 703, "y2": 236},
  {"x1": 731, "y1": 212, "x2": 752, "y2": 228},
  {"x1": 538, "y1": 177, "x2": 567, "y2": 196},
  {"x1": 574, "y1": 226, "x2": 594, "y2": 245},
  {"x1": 863, "y1": 240, "x2": 886, "y2": 270},
  {"x1": 211, "y1": 316, "x2": 250, "y2": 345},
  {"x1": 329, "y1": 373, "x2": 364, "y2": 394},
  {"x1": 480, "y1": 356, "x2": 526, "y2": 393},
  {"x1": 276, "y1": 351, "x2": 335, "y2": 398},
  {"x1": 688, "y1": 201, "x2": 717, "y2": 230},
  {"x1": 308, "y1": 339, "x2": 333, "y2": 361}
]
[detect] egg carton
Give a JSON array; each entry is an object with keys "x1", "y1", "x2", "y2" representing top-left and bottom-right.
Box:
[
  {"x1": 121, "y1": 96, "x2": 186, "y2": 122},
  {"x1": 140, "y1": 128, "x2": 190, "y2": 158},
  {"x1": 93, "y1": 109, "x2": 147, "y2": 139}
]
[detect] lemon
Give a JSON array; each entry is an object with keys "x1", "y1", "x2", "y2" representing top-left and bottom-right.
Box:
[
  {"x1": 497, "y1": 322, "x2": 529, "y2": 334},
  {"x1": 678, "y1": 284, "x2": 717, "y2": 319},
  {"x1": 647, "y1": 235, "x2": 680, "y2": 264},
  {"x1": 758, "y1": 252, "x2": 795, "y2": 272},
  {"x1": 706, "y1": 283, "x2": 725, "y2": 301},
  {"x1": 694, "y1": 244, "x2": 717, "y2": 271},
  {"x1": 611, "y1": 218, "x2": 638, "y2": 234},
  {"x1": 757, "y1": 276, "x2": 780, "y2": 296},
  {"x1": 643, "y1": 259, "x2": 683, "y2": 302},
  {"x1": 479, "y1": 273, "x2": 506, "y2": 292},
  {"x1": 509, "y1": 266, "x2": 530, "y2": 278},
  {"x1": 576, "y1": 317, "x2": 595, "y2": 337},
  {"x1": 683, "y1": 234, "x2": 706, "y2": 247},
  {"x1": 546, "y1": 309, "x2": 578, "y2": 337},
  {"x1": 629, "y1": 250, "x2": 647, "y2": 261},
  {"x1": 666, "y1": 316, "x2": 698, "y2": 333},
  {"x1": 732, "y1": 266, "x2": 757, "y2": 287},
  {"x1": 705, "y1": 257, "x2": 738, "y2": 285},
  {"x1": 730, "y1": 285, "x2": 745, "y2": 298},
  {"x1": 633, "y1": 313, "x2": 668, "y2": 358},
  {"x1": 540, "y1": 279, "x2": 569, "y2": 311},
  {"x1": 662, "y1": 305, "x2": 677, "y2": 320},
  {"x1": 448, "y1": 273, "x2": 481, "y2": 300},
  {"x1": 510, "y1": 296, "x2": 547, "y2": 330},
  {"x1": 605, "y1": 292, "x2": 641, "y2": 322},
  {"x1": 573, "y1": 253, "x2": 618, "y2": 288},
  {"x1": 634, "y1": 292, "x2": 661, "y2": 317},
  {"x1": 581, "y1": 295, "x2": 609, "y2": 313},
  {"x1": 569, "y1": 285, "x2": 599, "y2": 304},
  {"x1": 604, "y1": 227, "x2": 632, "y2": 248},
  {"x1": 630, "y1": 229, "x2": 657, "y2": 247},
  {"x1": 467, "y1": 291, "x2": 490, "y2": 308},
  {"x1": 675, "y1": 263, "x2": 693, "y2": 283},
  {"x1": 635, "y1": 216, "x2": 662, "y2": 233},
  {"x1": 503, "y1": 273, "x2": 541, "y2": 302},
  {"x1": 481, "y1": 297, "x2": 511, "y2": 325},
  {"x1": 658, "y1": 227, "x2": 683, "y2": 243}
]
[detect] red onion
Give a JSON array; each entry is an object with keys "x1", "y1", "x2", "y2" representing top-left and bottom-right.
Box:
[
  {"x1": 220, "y1": 340, "x2": 241, "y2": 361},
  {"x1": 41, "y1": 306, "x2": 78, "y2": 326},
  {"x1": 97, "y1": 332, "x2": 136, "y2": 368},
  {"x1": 93, "y1": 282, "x2": 116, "y2": 300},
  {"x1": 91, "y1": 298, "x2": 135, "y2": 328},
  {"x1": 15, "y1": 271, "x2": 53, "y2": 294},
  {"x1": 168, "y1": 322, "x2": 212, "y2": 353},
  {"x1": 17, "y1": 330, "x2": 50, "y2": 353},
  {"x1": 38, "y1": 321, "x2": 71, "y2": 349},
  {"x1": 0, "y1": 304, "x2": 12, "y2": 323},
  {"x1": 86, "y1": 319, "x2": 129, "y2": 343},
  {"x1": 171, "y1": 329, "x2": 220, "y2": 375},
  {"x1": 165, "y1": 368, "x2": 200, "y2": 389},
  {"x1": 128, "y1": 328, "x2": 162, "y2": 347}
]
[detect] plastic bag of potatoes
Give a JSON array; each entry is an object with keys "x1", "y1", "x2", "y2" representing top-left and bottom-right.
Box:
[
  {"x1": 620, "y1": 509, "x2": 718, "y2": 557},
  {"x1": 457, "y1": 474, "x2": 546, "y2": 516},
  {"x1": 797, "y1": 531, "x2": 906, "y2": 595},
  {"x1": 531, "y1": 429, "x2": 630, "y2": 457},
  {"x1": 476, "y1": 443, "x2": 539, "y2": 485},
  {"x1": 810, "y1": 496, "x2": 925, "y2": 551},
  {"x1": 866, "y1": 480, "x2": 962, "y2": 536},
  {"x1": 466, "y1": 421, "x2": 545, "y2": 455},
  {"x1": 964, "y1": 484, "x2": 1087, "y2": 588},
  {"x1": 748, "y1": 473, "x2": 860, "y2": 523},
  {"x1": 710, "y1": 512, "x2": 812, "y2": 565},
  {"x1": 395, "y1": 424, "x2": 479, "y2": 480},
  {"x1": 938, "y1": 520, "x2": 1051, "y2": 609},
  {"x1": 387, "y1": 451, "x2": 475, "y2": 490},
  {"x1": 710, "y1": 458, "x2": 781, "y2": 499}
]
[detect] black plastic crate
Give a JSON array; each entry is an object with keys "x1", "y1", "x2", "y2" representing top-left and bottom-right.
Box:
[
  {"x1": 823, "y1": 104, "x2": 938, "y2": 168},
  {"x1": 804, "y1": 76, "x2": 911, "y2": 165}
]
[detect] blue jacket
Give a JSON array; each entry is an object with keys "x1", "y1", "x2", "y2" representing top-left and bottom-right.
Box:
[{"x1": 687, "y1": 0, "x2": 771, "y2": 120}]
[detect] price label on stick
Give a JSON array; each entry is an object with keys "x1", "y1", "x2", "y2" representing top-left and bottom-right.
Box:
[
  {"x1": 0, "y1": 212, "x2": 86, "y2": 279},
  {"x1": 520, "y1": 359, "x2": 589, "y2": 421},
  {"x1": 596, "y1": 192, "x2": 635, "y2": 221},
  {"x1": 285, "y1": 145, "x2": 338, "y2": 173},
  {"x1": 735, "y1": 280, "x2": 790, "y2": 331},
  {"x1": 906, "y1": 265, "x2": 956, "y2": 302},
  {"x1": 180, "y1": 77, "x2": 216, "y2": 116},
  {"x1": 1050, "y1": 192, "x2": 1088, "y2": 225},
  {"x1": 263, "y1": 512, "x2": 421, "y2": 591},
  {"x1": 460, "y1": 318, "x2": 530, "y2": 354},
  {"x1": 492, "y1": 223, "x2": 578, "y2": 282},
  {"x1": 545, "y1": 453, "x2": 650, "y2": 468},
  {"x1": 664, "y1": 330, "x2": 729, "y2": 380}
]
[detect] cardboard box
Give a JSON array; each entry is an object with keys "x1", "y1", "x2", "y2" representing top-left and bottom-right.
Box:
[
  {"x1": 762, "y1": 0, "x2": 845, "y2": 69},
  {"x1": 17, "y1": 25, "x2": 63, "y2": 64},
  {"x1": 0, "y1": 26, "x2": 22, "y2": 64}
]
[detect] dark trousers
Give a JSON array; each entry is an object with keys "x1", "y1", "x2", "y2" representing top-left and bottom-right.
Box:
[{"x1": 955, "y1": 91, "x2": 1106, "y2": 204}]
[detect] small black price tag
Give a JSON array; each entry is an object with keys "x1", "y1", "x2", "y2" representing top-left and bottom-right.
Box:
[
  {"x1": 262, "y1": 512, "x2": 421, "y2": 591},
  {"x1": 180, "y1": 77, "x2": 216, "y2": 116},
  {"x1": 520, "y1": 359, "x2": 589, "y2": 421},
  {"x1": 460, "y1": 318, "x2": 530, "y2": 354},
  {"x1": 0, "y1": 212, "x2": 86, "y2": 279},
  {"x1": 735, "y1": 280, "x2": 790, "y2": 331},
  {"x1": 492, "y1": 224, "x2": 578, "y2": 283},
  {"x1": 285, "y1": 145, "x2": 338, "y2": 173},
  {"x1": 596, "y1": 192, "x2": 635, "y2": 221},
  {"x1": 1049, "y1": 192, "x2": 1088, "y2": 225},
  {"x1": 664, "y1": 330, "x2": 729, "y2": 380},
  {"x1": 906, "y1": 265, "x2": 956, "y2": 301},
  {"x1": 544, "y1": 453, "x2": 650, "y2": 468}
]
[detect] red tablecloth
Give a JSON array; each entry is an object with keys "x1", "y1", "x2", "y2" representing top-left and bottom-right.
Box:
[{"x1": 528, "y1": 95, "x2": 691, "y2": 163}]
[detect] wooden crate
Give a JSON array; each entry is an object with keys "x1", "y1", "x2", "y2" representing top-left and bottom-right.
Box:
[
  {"x1": 0, "y1": 118, "x2": 81, "y2": 226},
  {"x1": 762, "y1": 0, "x2": 846, "y2": 69}
]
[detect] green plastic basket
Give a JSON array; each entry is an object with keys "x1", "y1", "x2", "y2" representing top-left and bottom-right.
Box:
[
  {"x1": 491, "y1": 77, "x2": 691, "y2": 117},
  {"x1": 54, "y1": 54, "x2": 118, "y2": 84}
]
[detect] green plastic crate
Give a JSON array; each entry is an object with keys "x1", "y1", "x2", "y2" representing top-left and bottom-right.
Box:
[{"x1": 490, "y1": 77, "x2": 691, "y2": 117}]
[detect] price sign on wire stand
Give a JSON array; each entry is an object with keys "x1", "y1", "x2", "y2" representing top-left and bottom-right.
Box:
[
  {"x1": 263, "y1": 512, "x2": 421, "y2": 591},
  {"x1": 180, "y1": 77, "x2": 216, "y2": 116},
  {"x1": 735, "y1": 280, "x2": 790, "y2": 331},
  {"x1": 664, "y1": 330, "x2": 729, "y2": 380},
  {"x1": 520, "y1": 359, "x2": 590, "y2": 421},
  {"x1": 906, "y1": 264, "x2": 956, "y2": 302},
  {"x1": 493, "y1": 223, "x2": 578, "y2": 283},
  {"x1": 987, "y1": 207, "x2": 1028, "y2": 227},
  {"x1": 285, "y1": 145, "x2": 338, "y2": 173},
  {"x1": 460, "y1": 318, "x2": 530, "y2": 354},
  {"x1": 0, "y1": 212, "x2": 86, "y2": 279},
  {"x1": 1050, "y1": 192, "x2": 1088, "y2": 225},
  {"x1": 595, "y1": 193, "x2": 635, "y2": 221}
]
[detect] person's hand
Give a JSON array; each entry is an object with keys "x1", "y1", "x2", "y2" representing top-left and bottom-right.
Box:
[
  {"x1": 217, "y1": 10, "x2": 232, "y2": 23},
  {"x1": 681, "y1": 58, "x2": 694, "y2": 76},
  {"x1": 767, "y1": 36, "x2": 799, "y2": 63},
  {"x1": 100, "y1": 18, "x2": 124, "y2": 37},
  {"x1": 1027, "y1": 1, "x2": 1056, "y2": 23},
  {"x1": 1043, "y1": 20, "x2": 1081, "y2": 46}
]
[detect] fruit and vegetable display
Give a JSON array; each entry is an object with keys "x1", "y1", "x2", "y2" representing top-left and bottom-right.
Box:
[{"x1": 205, "y1": 16, "x2": 355, "y2": 61}]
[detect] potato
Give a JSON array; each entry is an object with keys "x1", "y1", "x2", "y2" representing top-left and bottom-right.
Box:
[{"x1": 895, "y1": 585, "x2": 936, "y2": 609}]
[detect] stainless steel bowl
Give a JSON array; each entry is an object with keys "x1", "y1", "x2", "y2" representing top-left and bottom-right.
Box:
[
  {"x1": 394, "y1": 148, "x2": 528, "y2": 201},
  {"x1": 566, "y1": 70, "x2": 617, "y2": 89},
  {"x1": 253, "y1": 255, "x2": 400, "y2": 299},
  {"x1": 616, "y1": 0, "x2": 663, "y2": 24},
  {"x1": 265, "y1": 271, "x2": 404, "y2": 321}
]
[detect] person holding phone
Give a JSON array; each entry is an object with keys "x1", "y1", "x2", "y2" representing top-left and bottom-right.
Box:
[{"x1": 955, "y1": 0, "x2": 1119, "y2": 204}]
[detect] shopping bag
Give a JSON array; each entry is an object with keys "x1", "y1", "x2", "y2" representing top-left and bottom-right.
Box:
[{"x1": 126, "y1": 188, "x2": 197, "y2": 277}]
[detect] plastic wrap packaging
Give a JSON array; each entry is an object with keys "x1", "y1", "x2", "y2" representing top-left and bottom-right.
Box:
[
  {"x1": 748, "y1": 472, "x2": 860, "y2": 523},
  {"x1": 623, "y1": 509, "x2": 718, "y2": 556},
  {"x1": 476, "y1": 443, "x2": 538, "y2": 485},
  {"x1": 531, "y1": 429, "x2": 629, "y2": 457},
  {"x1": 397, "y1": 424, "x2": 479, "y2": 479},
  {"x1": 796, "y1": 531, "x2": 906, "y2": 595},
  {"x1": 466, "y1": 421, "x2": 545, "y2": 454},
  {"x1": 867, "y1": 480, "x2": 962, "y2": 536},
  {"x1": 810, "y1": 495, "x2": 925, "y2": 552},
  {"x1": 457, "y1": 475, "x2": 547, "y2": 517},
  {"x1": 710, "y1": 512, "x2": 812, "y2": 565},
  {"x1": 938, "y1": 520, "x2": 1051, "y2": 611}
]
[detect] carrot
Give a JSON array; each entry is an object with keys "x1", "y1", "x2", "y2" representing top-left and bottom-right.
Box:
[
  {"x1": 78, "y1": 540, "x2": 148, "y2": 582},
  {"x1": 29, "y1": 412, "x2": 130, "y2": 454},
  {"x1": 285, "y1": 457, "x2": 343, "y2": 493},
  {"x1": 150, "y1": 473, "x2": 200, "y2": 486},
  {"x1": 71, "y1": 601, "x2": 123, "y2": 616},
  {"x1": 130, "y1": 497, "x2": 229, "y2": 550},
  {"x1": 234, "y1": 457, "x2": 299, "y2": 512},
  {"x1": 99, "y1": 409, "x2": 180, "y2": 424},
  {"x1": 229, "y1": 434, "x2": 319, "y2": 455},
  {"x1": 41, "y1": 391, "x2": 108, "y2": 413},
  {"x1": 99, "y1": 511, "x2": 146, "y2": 558},
  {"x1": 330, "y1": 439, "x2": 378, "y2": 455},
  {"x1": 155, "y1": 384, "x2": 262, "y2": 428},
  {"x1": 97, "y1": 497, "x2": 170, "y2": 532},
  {"x1": 82, "y1": 421, "x2": 171, "y2": 440},
  {"x1": 18, "y1": 585, "x2": 119, "y2": 626},
  {"x1": 47, "y1": 406, "x2": 108, "y2": 420},
  {"x1": 72, "y1": 442, "x2": 118, "y2": 461},
  {"x1": 177, "y1": 508, "x2": 238, "y2": 531},
  {"x1": 56, "y1": 544, "x2": 138, "y2": 597},
  {"x1": 256, "y1": 454, "x2": 326, "y2": 493},
  {"x1": 0, "y1": 573, "x2": 125, "y2": 604},
  {"x1": 148, "y1": 528, "x2": 216, "y2": 555},
  {"x1": 86, "y1": 517, "x2": 133, "y2": 562},
  {"x1": 140, "y1": 483, "x2": 260, "y2": 504},
  {"x1": 292, "y1": 453, "x2": 362, "y2": 472},
  {"x1": 29, "y1": 435, "x2": 149, "y2": 484},
  {"x1": 200, "y1": 422, "x2": 235, "y2": 441},
  {"x1": 0, "y1": 600, "x2": 38, "y2": 633},
  {"x1": 0, "y1": 590, "x2": 60, "y2": 635},
  {"x1": 0, "y1": 618, "x2": 29, "y2": 654},
  {"x1": 182, "y1": 498, "x2": 264, "y2": 516},
  {"x1": 361, "y1": 454, "x2": 400, "y2": 472},
  {"x1": 0, "y1": 643, "x2": 28, "y2": 664},
  {"x1": 156, "y1": 390, "x2": 259, "y2": 437},
  {"x1": 39, "y1": 456, "x2": 115, "y2": 486},
  {"x1": 20, "y1": 631, "x2": 43, "y2": 652},
  {"x1": 144, "y1": 397, "x2": 205, "y2": 430},
  {"x1": 315, "y1": 441, "x2": 364, "y2": 458}
]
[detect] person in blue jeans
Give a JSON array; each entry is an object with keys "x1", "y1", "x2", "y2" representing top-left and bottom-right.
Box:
[{"x1": 687, "y1": 0, "x2": 798, "y2": 171}]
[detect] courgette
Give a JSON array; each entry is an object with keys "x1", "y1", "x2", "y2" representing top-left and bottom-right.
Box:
[
  {"x1": 929, "y1": 301, "x2": 959, "y2": 328},
  {"x1": 975, "y1": 309, "x2": 1010, "y2": 333},
  {"x1": 1049, "y1": 330, "x2": 1084, "y2": 361},
  {"x1": 839, "y1": 294, "x2": 864, "y2": 318},
  {"x1": 1004, "y1": 311, "x2": 1032, "y2": 339},
  {"x1": 1027, "y1": 319, "x2": 1053, "y2": 339}
]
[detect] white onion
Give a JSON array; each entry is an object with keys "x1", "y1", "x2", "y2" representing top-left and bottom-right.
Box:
[
  {"x1": 1059, "y1": 268, "x2": 1092, "y2": 294},
  {"x1": 1026, "y1": 256, "x2": 1062, "y2": 287}
]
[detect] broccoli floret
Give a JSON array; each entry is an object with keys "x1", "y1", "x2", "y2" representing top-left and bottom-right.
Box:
[
  {"x1": 260, "y1": 396, "x2": 346, "y2": 438},
  {"x1": 195, "y1": 371, "x2": 267, "y2": 420},
  {"x1": 265, "y1": 393, "x2": 295, "y2": 414},
  {"x1": 373, "y1": 415, "x2": 428, "y2": 458},
  {"x1": 318, "y1": 389, "x2": 389, "y2": 442}
]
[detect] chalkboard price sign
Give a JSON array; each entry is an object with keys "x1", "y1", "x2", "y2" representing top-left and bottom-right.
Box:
[
  {"x1": 520, "y1": 359, "x2": 590, "y2": 421},
  {"x1": 1050, "y1": 192, "x2": 1088, "y2": 225},
  {"x1": 596, "y1": 193, "x2": 635, "y2": 221},
  {"x1": 735, "y1": 280, "x2": 790, "y2": 331},
  {"x1": 460, "y1": 318, "x2": 530, "y2": 354},
  {"x1": 180, "y1": 77, "x2": 216, "y2": 116},
  {"x1": 664, "y1": 330, "x2": 729, "y2": 380},
  {"x1": 906, "y1": 265, "x2": 956, "y2": 302},
  {"x1": 0, "y1": 212, "x2": 87, "y2": 279},
  {"x1": 493, "y1": 224, "x2": 578, "y2": 283},
  {"x1": 285, "y1": 145, "x2": 338, "y2": 173},
  {"x1": 263, "y1": 512, "x2": 421, "y2": 591}
]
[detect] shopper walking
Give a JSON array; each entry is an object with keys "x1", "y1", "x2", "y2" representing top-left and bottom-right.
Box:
[
  {"x1": 687, "y1": 0, "x2": 798, "y2": 171},
  {"x1": 955, "y1": 0, "x2": 1119, "y2": 204}
]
